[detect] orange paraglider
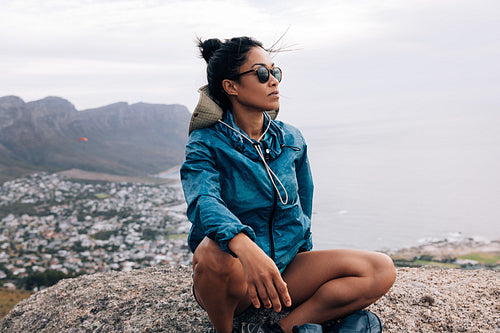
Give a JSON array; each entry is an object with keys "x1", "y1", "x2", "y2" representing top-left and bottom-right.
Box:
[{"x1": 78, "y1": 137, "x2": 88, "y2": 143}]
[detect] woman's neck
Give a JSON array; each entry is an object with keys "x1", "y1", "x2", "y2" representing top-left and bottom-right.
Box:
[{"x1": 231, "y1": 108, "x2": 265, "y2": 141}]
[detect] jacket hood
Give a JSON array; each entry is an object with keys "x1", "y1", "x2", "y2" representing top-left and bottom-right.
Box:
[{"x1": 188, "y1": 85, "x2": 279, "y2": 135}]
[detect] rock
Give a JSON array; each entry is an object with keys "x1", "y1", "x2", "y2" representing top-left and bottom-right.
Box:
[
  {"x1": 0, "y1": 266, "x2": 209, "y2": 332},
  {"x1": 1, "y1": 266, "x2": 499, "y2": 332}
]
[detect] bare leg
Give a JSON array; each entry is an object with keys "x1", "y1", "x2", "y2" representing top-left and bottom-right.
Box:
[
  {"x1": 192, "y1": 237, "x2": 251, "y2": 333},
  {"x1": 279, "y1": 249, "x2": 396, "y2": 333}
]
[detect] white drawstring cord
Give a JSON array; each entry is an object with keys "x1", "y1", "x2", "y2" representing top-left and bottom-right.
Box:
[
  {"x1": 252, "y1": 142, "x2": 289, "y2": 205},
  {"x1": 217, "y1": 114, "x2": 289, "y2": 205}
]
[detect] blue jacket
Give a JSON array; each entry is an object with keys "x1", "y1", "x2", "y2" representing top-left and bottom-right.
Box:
[{"x1": 181, "y1": 90, "x2": 314, "y2": 272}]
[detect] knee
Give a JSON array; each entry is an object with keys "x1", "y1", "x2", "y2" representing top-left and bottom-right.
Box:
[
  {"x1": 193, "y1": 238, "x2": 241, "y2": 281},
  {"x1": 194, "y1": 255, "x2": 237, "y2": 281},
  {"x1": 372, "y1": 252, "x2": 396, "y2": 292}
]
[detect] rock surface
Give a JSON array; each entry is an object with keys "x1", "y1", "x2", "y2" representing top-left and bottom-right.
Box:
[{"x1": 1, "y1": 265, "x2": 498, "y2": 332}]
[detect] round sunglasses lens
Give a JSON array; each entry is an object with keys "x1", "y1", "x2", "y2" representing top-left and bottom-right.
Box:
[
  {"x1": 272, "y1": 67, "x2": 282, "y2": 82},
  {"x1": 256, "y1": 66, "x2": 270, "y2": 83}
]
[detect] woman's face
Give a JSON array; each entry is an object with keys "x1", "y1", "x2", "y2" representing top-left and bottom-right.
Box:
[{"x1": 229, "y1": 46, "x2": 280, "y2": 112}]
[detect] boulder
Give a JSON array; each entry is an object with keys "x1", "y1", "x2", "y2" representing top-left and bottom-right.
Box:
[{"x1": 1, "y1": 266, "x2": 498, "y2": 332}]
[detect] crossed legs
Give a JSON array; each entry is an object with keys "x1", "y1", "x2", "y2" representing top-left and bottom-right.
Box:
[
  {"x1": 192, "y1": 237, "x2": 396, "y2": 333},
  {"x1": 278, "y1": 249, "x2": 396, "y2": 332}
]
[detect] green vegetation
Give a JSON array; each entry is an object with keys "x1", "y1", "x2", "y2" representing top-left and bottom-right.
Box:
[
  {"x1": 0, "y1": 203, "x2": 40, "y2": 220},
  {"x1": 166, "y1": 233, "x2": 188, "y2": 240},
  {"x1": 142, "y1": 228, "x2": 159, "y2": 241},
  {"x1": 23, "y1": 270, "x2": 79, "y2": 291},
  {"x1": 77, "y1": 208, "x2": 131, "y2": 221},
  {"x1": 68, "y1": 178, "x2": 112, "y2": 185},
  {"x1": 91, "y1": 230, "x2": 118, "y2": 241},
  {"x1": 412, "y1": 260, "x2": 461, "y2": 269},
  {"x1": 458, "y1": 252, "x2": 500, "y2": 265},
  {"x1": 391, "y1": 251, "x2": 500, "y2": 270}
]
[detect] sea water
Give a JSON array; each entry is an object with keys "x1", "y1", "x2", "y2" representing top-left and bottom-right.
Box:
[{"x1": 300, "y1": 111, "x2": 500, "y2": 251}]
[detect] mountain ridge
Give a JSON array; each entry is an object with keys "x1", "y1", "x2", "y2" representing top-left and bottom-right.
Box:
[{"x1": 0, "y1": 95, "x2": 191, "y2": 183}]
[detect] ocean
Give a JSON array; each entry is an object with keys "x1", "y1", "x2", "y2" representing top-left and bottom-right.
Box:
[{"x1": 300, "y1": 111, "x2": 500, "y2": 251}]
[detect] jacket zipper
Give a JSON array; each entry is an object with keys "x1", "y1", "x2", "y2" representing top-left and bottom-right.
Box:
[
  {"x1": 269, "y1": 186, "x2": 277, "y2": 261},
  {"x1": 261, "y1": 140, "x2": 277, "y2": 260}
]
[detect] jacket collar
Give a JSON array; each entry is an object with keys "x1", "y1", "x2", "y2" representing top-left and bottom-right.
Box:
[{"x1": 216, "y1": 110, "x2": 284, "y2": 162}]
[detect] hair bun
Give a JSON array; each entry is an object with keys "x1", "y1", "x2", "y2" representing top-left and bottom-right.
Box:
[{"x1": 198, "y1": 38, "x2": 222, "y2": 63}]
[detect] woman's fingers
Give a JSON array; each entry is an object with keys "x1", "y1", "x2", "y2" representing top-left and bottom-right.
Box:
[
  {"x1": 256, "y1": 282, "x2": 272, "y2": 309},
  {"x1": 265, "y1": 283, "x2": 282, "y2": 312},
  {"x1": 259, "y1": 273, "x2": 291, "y2": 312},
  {"x1": 248, "y1": 273, "x2": 287, "y2": 311},
  {"x1": 229, "y1": 234, "x2": 291, "y2": 312},
  {"x1": 247, "y1": 284, "x2": 261, "y2": 309},
  {"x1": 266, "y1": 275, "x2": 291, "y2": 312},
  {"x1": 276, "y1": 279, "x2": 292, "y2": 308}
]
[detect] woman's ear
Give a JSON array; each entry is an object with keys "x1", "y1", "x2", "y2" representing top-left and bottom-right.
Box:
[{"x1": 222, "y1": 79, "x2": 238, "y2": 96}]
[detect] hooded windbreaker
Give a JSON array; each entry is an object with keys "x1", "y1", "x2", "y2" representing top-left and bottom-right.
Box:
[{"x1": 180, "y1": 89, "x2": 314, "y2": 272}]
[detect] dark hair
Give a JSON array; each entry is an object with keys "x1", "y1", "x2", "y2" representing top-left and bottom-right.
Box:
[{"x1": 197, "y1": 36, "x2": 264, "y2": 110}]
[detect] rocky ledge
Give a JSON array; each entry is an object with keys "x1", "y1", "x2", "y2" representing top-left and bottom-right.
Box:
[{"x1": 1, "y1": 265, "x2": 498, "y2": 332}]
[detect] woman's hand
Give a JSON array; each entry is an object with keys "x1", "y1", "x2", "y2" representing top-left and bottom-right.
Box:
[{"x1": 229, "y1": 233, "x2": 292, "y2": 312}]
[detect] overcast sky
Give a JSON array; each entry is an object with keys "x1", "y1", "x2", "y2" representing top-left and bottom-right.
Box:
[{"x1": 1, "y1": 0, "x2": 499, "y2": 126}]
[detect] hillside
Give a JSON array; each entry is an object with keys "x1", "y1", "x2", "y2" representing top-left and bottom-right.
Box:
[{"x1": 0, "y1": 96, "x2": 191, "y2": 183}]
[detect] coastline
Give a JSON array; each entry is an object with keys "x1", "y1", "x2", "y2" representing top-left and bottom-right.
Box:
[{"x1": 381, "y1": 236, "x2": 500, "y2": 270}]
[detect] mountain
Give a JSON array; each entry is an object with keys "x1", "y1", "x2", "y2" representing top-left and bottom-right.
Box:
[{"x1": 0, "y1": 95, "x2": 191, "y2": 183}]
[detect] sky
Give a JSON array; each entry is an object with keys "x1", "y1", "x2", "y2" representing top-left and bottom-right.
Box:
[{"x1": 1, "y1": 0, "x2": 499, "y2": 127}]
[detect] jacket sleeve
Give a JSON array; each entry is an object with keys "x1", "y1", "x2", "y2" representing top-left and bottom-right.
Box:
[
  {"x1": 180, "y1": 133, "x2": 256, "y2": 254},
  {"x1": 295, "y1": 143, "x2": 314, "y2": 219}
]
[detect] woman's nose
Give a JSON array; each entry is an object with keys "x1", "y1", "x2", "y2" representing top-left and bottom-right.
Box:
[{"x1": 269, "y1": 74, "x2": 279, "y2": 86}]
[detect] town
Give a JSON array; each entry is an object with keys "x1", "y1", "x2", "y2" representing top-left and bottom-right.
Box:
[{"x1": 0, "y1": 172, "x2": 193, "y2": 290}]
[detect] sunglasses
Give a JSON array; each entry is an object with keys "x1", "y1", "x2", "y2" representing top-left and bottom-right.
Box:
[{"x1": 236, "y1": 66, "x2": 282, "y2": 83}]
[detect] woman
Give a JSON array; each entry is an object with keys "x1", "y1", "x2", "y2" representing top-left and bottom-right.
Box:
[{"x1": 180, "y1": 36, "x2": 396, "y2": 333}]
